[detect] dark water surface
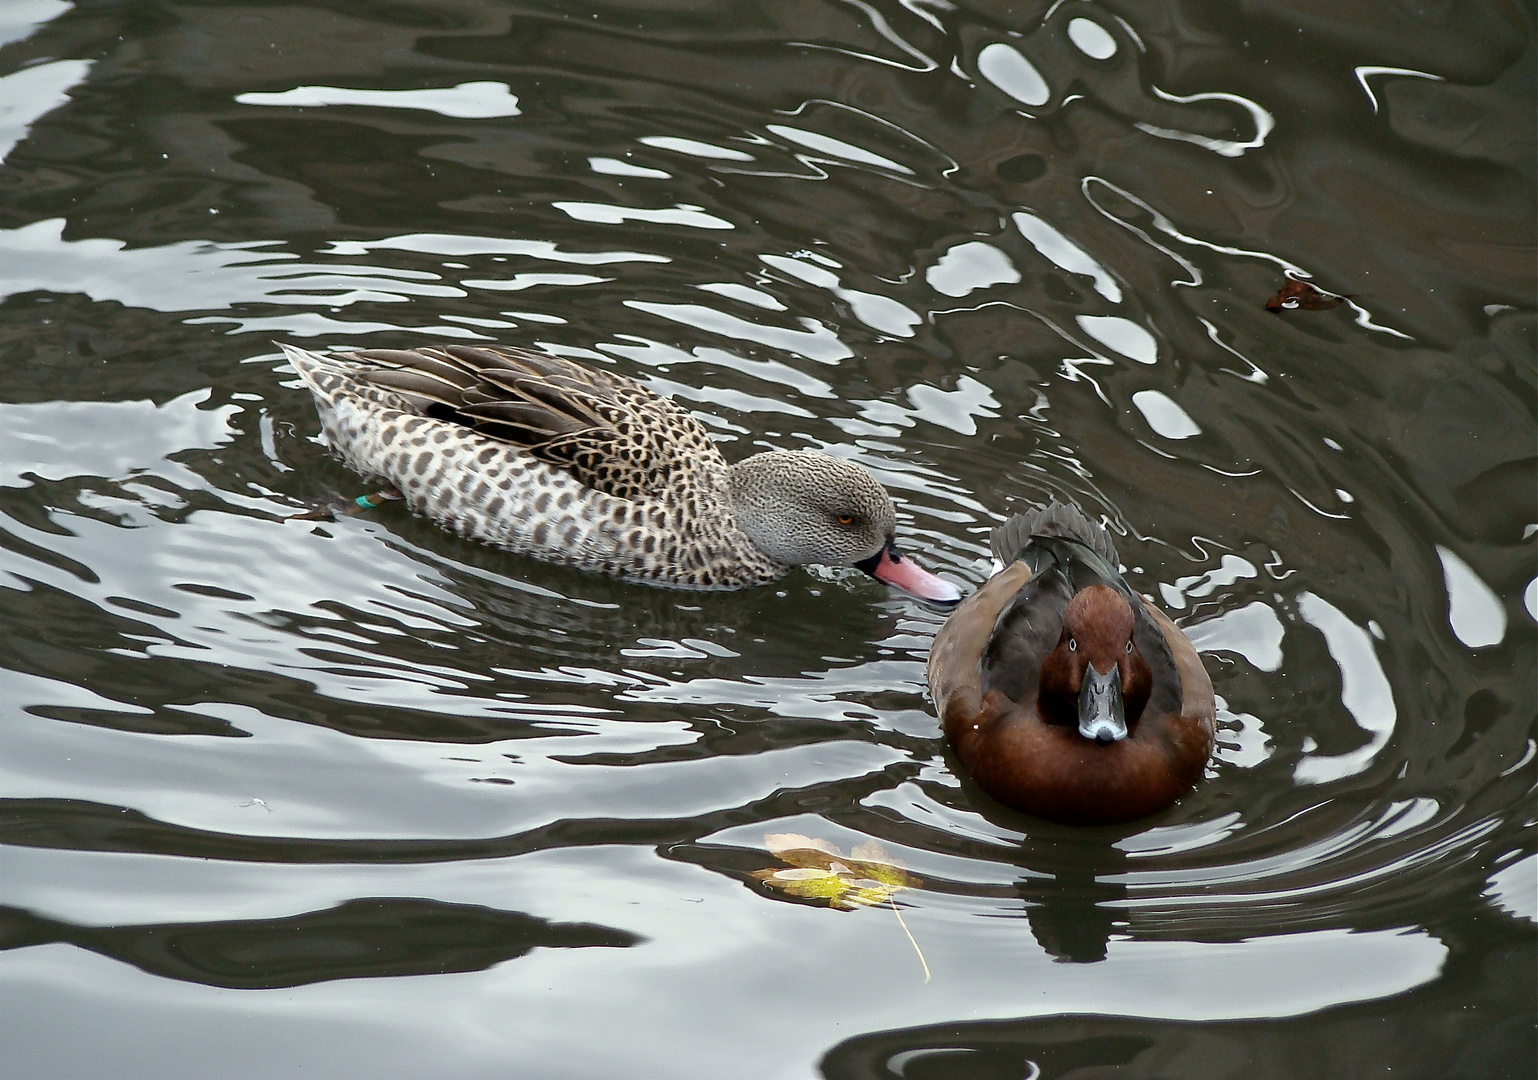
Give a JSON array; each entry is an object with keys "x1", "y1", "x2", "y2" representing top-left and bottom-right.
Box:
[{"x1": 0, "y1": 2, "x2": 1533, "y2": 1077}]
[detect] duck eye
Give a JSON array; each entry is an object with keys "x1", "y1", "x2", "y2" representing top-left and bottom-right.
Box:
[
  {"x1": 1068, "y1": 638, "x2": 1077, "y2": 652},
  {"x1": 836, "y1": 514, "x2": 854, "y2": 525}
]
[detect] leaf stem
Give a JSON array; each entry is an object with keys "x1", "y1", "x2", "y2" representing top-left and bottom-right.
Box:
[{"x1": 889, "y1": 899, "x2": 930, "y2": 983}]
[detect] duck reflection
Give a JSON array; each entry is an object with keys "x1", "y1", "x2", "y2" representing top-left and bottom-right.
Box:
[
  {"x1": 1016, "y1": 843, "x2": 1130, "y2": 964},
  {"x1": 0, "y1": 898, "x2": 638, "y2": 989},
  {"x1": 944, "y1": 768, "x2": 1134, "y2": 964}
]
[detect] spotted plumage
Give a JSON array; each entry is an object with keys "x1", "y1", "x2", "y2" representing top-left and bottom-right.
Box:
[{"x1": 280, "y1": 342, "x2": 961, "y2": 601}]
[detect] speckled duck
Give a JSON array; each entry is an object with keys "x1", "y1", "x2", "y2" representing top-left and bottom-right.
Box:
[{"x1": 281, "y1": 342, "x2": 961, "y2": 602}]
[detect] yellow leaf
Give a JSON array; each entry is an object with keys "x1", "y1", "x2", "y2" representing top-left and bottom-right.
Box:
[
  {"x1": 752, "y1": 837, "x2": 920, "y2": 909},
  {"x1": 751, "y1": 834, "x2": 932, "y2": 979}
]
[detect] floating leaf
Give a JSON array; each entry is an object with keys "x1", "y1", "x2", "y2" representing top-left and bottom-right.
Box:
[
  {"x1": 752, "y1": 834, "x2": 930, "y2": 981},
  {"x1": 754, "y1": 834, "x2": 920, "y2": 909}
]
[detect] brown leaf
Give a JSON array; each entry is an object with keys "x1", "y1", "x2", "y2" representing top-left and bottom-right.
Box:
[{"x1": 1265, "y1": 280, "x2": 1350, "y2": 313}]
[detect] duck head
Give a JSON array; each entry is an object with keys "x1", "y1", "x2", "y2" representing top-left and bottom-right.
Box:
[
  {"x1": 1038, "y1": 584, "x2": 1153, "y2": 743},
  {"x1": 728, "y1": 450, "x2": 961, "y2": 604}
]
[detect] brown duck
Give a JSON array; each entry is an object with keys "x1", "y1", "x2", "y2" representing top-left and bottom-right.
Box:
[{"x1": 928, "y1": 503, "x2": 1214, "y2": 824}]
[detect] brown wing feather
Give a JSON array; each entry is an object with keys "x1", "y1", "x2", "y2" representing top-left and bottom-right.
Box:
[{"x1": 344, "y1": 344, "x2": 723, "y2": 500}]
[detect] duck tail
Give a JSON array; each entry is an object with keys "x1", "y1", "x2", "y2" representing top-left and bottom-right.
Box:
[
  {"x1": 278, "y1": 342, "x2": 357, "y2": 405},
  {"x1": 278, "y1": 342, "x2": 417, "y2": 414},
  {"x1": 990, "y1": 501, "x2": 1120, "y2": 566},
  {"x1": 278, "y1": 343, "x2": 426, "y2": 484}
]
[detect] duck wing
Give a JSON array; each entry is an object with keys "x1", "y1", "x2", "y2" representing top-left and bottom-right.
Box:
[
  {"x1": 348, "y1": 344, "x2": 724, "y2": 500},
  {"x1": 980, "y1": 569, "x2": 1073, "y2": 703}
]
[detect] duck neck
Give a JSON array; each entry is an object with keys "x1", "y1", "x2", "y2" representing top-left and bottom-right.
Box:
[{"x1": 1037, "y1": 647, "x2": 1083, "y2": 729}]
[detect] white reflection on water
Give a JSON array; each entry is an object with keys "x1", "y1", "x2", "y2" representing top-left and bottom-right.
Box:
[
  {"x1": 978, "y1": 42, "x2": 1051, "y2": 108},
  {"x1": 623, "y1": 301, "x2": 852, "y2": 365},
  {"x1": 0, "y1": 687, "x2": 754, "y2": 841},
  {"x1": 1135, "y1": 86, "x2": 1276, "y2": 158},
  {"x1": 600, "y1": 337, "x2": 835, "y2": 401},
  {"x1": 199, "y1": 312, "x2": 481, "y2": 339},
  {"x1": 1076, "y1": 314, "x2": 1157, "y2": 364},
  {"x1": 1199, "y1": 315, "x2": 1269, "y2": 383},
  {"x1": 761, "y1": 99, "x2": 955, "y2": 181},
  {"x1": 0, "y1": 222, "x2": 677, "y2": 336},
  {"x1": 1159, "y1": 553, "x2": 1258, "y2": 611},
  {"x1": 791, "y1": 0, "x2": 939, "y2": 72},
  {"x1": 0, "y1": 487, "x2": 533, "y2": 718},
  {"x1": 638, "y1": 134, "x2": 755, "y2": 161},
  {"x1": 695, "y1": 282, "x2": 786, "y2": 311},
  {"x1": 1435, "y1": 545, "x2": 1507, "y2": 649},
  {"x1": 1373, "y1": 797, "x2": 1441, "y2": 840},
  {"x1": 1131, "y1": 390, "x2": 1201, "y2": 440},
  {"x1": 551, "y1": 202, "x2": 735, "y2": 231},
  {"x1": 1185, "y1": 601, "x2": 1285, "y2": 671},
  {"x1": 620, "y1": 636, "x2": 740, "y2": 660},
  {"x1": 0, "y1": 59, "x2": 90, "y2": 162},
  {"x1": 1116, "y1": 813, "x2": 1501, "y2": 900},
  {"x1": 0, "y1": 220, "x2": 456, "y2": 312},
  {"x1": 901, "y1": 376, "x2": 1001, "y2": 438},
  {"x1": 925, "y1": 241, "x2": 1020, "y2": 298},
  {"x1": 236, "y1": 82, "x2": 522, "y2": 119},
  {"x1": 1211, "y1": 699, "x2": 1273, "y2": 769},
  {"x1": 1116, "y1": 812, "x2": 1244, "y2": 856},
  {"x1": 1353, "y1": 65, "x2": 1446, "y2": 115},
  {"x1": 1484, "y1": 853, "x2": 1537, "y2": 924},
  {"x1": 0, "y1": 0, "x2": 69, "y2": 49},
  {"x1": 1097, "y1": 927, "x2": 1444, "y2": 1018},
  {"x1": 1294, "y1": 592, "x2": 1397, "y2": 785},
  {"x1": 0, "y1": 392, "x2": 236, "y2": 489},
  {"x1": 459, "y1": 272, "x2": 611, "y2": 293},
  {"x1": 322, "y1": 234, "x2": 668, "y2": 265},
  {"x1": 1067, "y1": 17, "x2": 1118, "y2": 61},
  {"x1": 588, "y1": 156, "x2": 671, "y2": 179},
  {"x1": 1014, "y1": 211, "x2": 1123, "y2": 303},
  {"x1": 765, "y1": 124, "x2": 914, "y2": 175},
  {"x1": 0, "y1": 873, "x2": 1449, "y2": 1080},
  {"x1": 760, "y1": 253, "x2": 921, "y2": 338}
]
